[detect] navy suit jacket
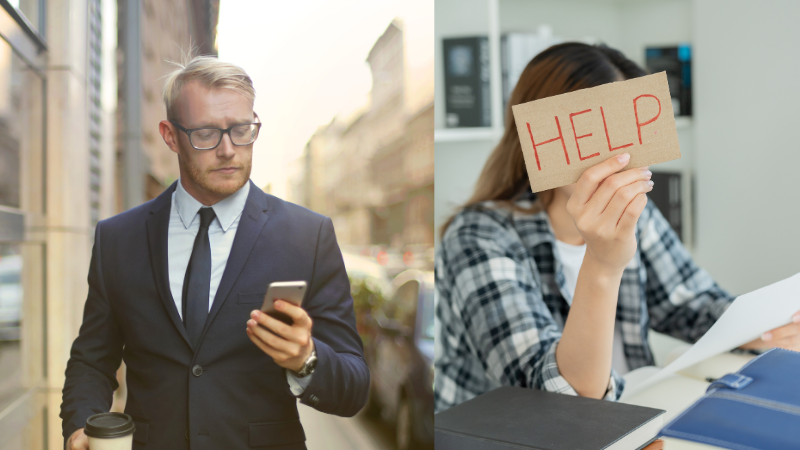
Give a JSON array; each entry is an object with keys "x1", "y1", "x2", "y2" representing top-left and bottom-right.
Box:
[{"x1": 60, "y1": 181, "x2": 369, "y2": 449}]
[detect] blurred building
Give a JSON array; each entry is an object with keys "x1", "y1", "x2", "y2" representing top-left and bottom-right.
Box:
[
  {"x1": 373, "y1": 104, "x2": 434, "y2": 249},
  {"x1": 291, "y1": 118, "x2": 344, "y2": 218},
  {"x1": 290, "y1": 20, "x2": 434, "y2": 255},
  {"x1": 118, "y1": 0, "x2": 220, "y2": 208}
]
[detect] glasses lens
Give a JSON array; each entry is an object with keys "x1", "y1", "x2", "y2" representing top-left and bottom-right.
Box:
[
  {"x1": 190, "y1": 128, "x2": 222, "y2": 150},
  {"x1": 231, "y1": 124, "x2": 259, "y2": 146}
]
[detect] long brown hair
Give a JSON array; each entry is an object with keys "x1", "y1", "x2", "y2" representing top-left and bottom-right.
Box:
[{"x1": 441, "y1": 43, "x2": 646, "y2": 237}]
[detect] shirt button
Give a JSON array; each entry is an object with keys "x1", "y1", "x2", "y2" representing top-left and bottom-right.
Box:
[{"x1": 192, "y1": 365, "x2": 203, "y2": 376}]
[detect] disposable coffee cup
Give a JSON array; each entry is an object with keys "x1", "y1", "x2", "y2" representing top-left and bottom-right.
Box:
[{"x1": 84, "y1": 412, "x2": 135, "y2": 450}]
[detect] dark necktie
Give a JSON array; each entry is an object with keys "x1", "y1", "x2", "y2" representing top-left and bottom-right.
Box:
[{"x1": 183, "y1": 207, "x2": 216, "y2": 348}]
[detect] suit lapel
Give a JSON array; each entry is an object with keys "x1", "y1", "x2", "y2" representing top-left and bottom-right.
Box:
[
  {"x1": 200, "y1": 181, "x2": 270, "y2": 341},
  {"x1": 145, "y1": 182, "x2": 193, "y2": 349}
]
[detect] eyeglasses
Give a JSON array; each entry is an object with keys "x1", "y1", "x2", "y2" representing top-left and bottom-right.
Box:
[{"x1": 169, "y1": 113, "x2": 262, "y2": 150}]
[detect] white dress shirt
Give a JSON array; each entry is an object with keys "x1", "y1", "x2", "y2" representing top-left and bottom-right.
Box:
[{"x1": 167, "y1": 178, "x2": 312, "y2": 394}]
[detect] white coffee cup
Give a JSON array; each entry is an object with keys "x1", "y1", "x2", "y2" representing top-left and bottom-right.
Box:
[{"x1": 84, "y1": 413, "x2": 136, "y2": 450}]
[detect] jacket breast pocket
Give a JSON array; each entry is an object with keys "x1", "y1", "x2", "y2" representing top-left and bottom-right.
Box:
[
  {"x1": 238, "y1": 292, "x2": 267, "y2": 305},
  {"x1": 248, "y1": 419, "x2": 305, "y2": 447}
]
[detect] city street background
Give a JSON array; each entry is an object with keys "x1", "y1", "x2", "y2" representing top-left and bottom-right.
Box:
[{"x1": 217, "y1": 1, "x2": 434, "y2": 449}]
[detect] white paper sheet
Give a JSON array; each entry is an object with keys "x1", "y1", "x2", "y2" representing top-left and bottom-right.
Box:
[{"x1": 620, "y1": 272, "x2": 800, "y2": 399}]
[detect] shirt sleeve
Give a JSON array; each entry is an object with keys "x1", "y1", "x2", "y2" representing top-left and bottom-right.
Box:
[
  {"x1": 439, "y1": 209, "x2": 624, "y2": 401},
  {"x1": 286, "y1": 370, "x2": 313, "y2": 396},
  {"x1": 638, "y1": 200, "x2": 735, "y2": 343}
]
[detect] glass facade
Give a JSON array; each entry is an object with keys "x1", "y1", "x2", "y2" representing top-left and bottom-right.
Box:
[
  {"x1": 0, "y1": 48, "x2": 44, "y2": 212},
  {"x1": 0, "y1": 1, "x2": 47, "y2": 448},
  {"x1": 0, "y1": 44, "x2": 22, "y2": 209},
  {"x1": 7, "y1": 0, "x2": 45, "y2": 36},
  {"x1": 0, "y1": 243, "x2": 23, "y2": 414}
]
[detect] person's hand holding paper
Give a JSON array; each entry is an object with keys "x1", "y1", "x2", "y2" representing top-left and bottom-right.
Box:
[
  {"x1": 510, "y1": 68, "x2": 800, "y2": 393},
  {"x1": 622, "y1": 273, "x2": 800, "y2": 398},
  {"x1": 509, "y1": 70, "x2": 677, "y2": 398},
  {"x1": 740, "y1": 309, "x2": 800, "y2": 351}
]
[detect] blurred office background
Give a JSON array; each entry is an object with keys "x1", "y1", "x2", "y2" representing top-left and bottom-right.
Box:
[
  {"x1": 435, "y1": 0, "x2": 800, "y2": 297},
  {"x1": 434, "y1": 0, "x2": 800, "y2": 363},
  {"x1": 0, "y1": 0, "x2": 433, "y2": 449}
]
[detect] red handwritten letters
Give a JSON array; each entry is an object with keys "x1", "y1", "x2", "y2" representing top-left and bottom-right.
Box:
[
  {"x1": 526, "y1": 97, "x2": 662, "y2": 172},
  {"x1": 511, "y1": 72, "x2": 680, "y2": 193}
]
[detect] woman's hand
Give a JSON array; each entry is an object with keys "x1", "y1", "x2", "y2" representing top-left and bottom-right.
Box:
[
  {"x1": 566, "y1": 153, "x2": 653, "y2": 274},
  {"x1": 740, "y1": 310, "x2": 800, "y2": 351},
  {"x1": 555, "y1": 153, "x2": 653, "y2": 398}
]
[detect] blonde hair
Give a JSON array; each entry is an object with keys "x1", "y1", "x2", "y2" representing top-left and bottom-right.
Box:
[{"x1": 162, "y1": 53, "x2": 255, "y2": 120}]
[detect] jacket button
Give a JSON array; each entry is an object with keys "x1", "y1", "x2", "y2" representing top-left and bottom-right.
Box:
[
  {"x1": 192, "y1": 365, "x2": 203, "y2": 376},
  {"x1": 309, "y1": 394, "x2": 319, "y2": 406},
  {"x1": 185, "y1": 429, "x2": 189, "y2": 440}
]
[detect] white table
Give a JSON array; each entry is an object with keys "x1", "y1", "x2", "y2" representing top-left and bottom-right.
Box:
[{"x1": 620, "y1": 352, "x2": 756, "y2": 449}]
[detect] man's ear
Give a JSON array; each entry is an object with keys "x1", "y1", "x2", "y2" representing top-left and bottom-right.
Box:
[{"x1": 159, "y1": 120, "x2": 180, "y2": 155}]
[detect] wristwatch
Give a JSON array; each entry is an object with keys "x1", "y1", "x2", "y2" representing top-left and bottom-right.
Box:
[{"x1": 292, "y1": 347, "x2": 317, "y2": 378}]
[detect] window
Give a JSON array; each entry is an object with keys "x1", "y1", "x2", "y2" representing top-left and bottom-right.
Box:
[
  {"x1": 420, "y1": 285, "x2": 434, "y2": 340},
  {"x1": 0, "y1": 42, "x2": 44, "y2": 212},
  {"x1": 0, "y1": 244, "x2": 23, "y2": 412},
  {"x1": 8, "y1": 0, "x2": 46, "y2": 37}
]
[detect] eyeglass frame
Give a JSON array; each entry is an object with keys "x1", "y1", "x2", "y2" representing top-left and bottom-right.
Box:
[{"x1": 169, "y1": 112, "x2": 262, "y2": 150}]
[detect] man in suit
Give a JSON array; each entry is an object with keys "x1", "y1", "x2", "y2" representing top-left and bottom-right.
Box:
[{"x1": 61, "y1": 55, "x2": 369, "y2": 449}]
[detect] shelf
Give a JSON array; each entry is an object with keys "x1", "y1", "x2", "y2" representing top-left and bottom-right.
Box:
[{"x1": 434, "y1": 127, "x2": 504, "y2": 143}]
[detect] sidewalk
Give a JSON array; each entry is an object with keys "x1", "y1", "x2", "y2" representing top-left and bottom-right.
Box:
[{"x1": 298, "y1": 402, "x2": 395, "y2": 450}]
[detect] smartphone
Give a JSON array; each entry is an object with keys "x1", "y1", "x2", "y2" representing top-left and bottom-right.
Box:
[{"x1": 261, "y1": 281, "x2": 307, "y2": 325}]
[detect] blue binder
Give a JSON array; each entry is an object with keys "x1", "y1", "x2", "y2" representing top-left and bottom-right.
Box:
[{"x1": 659, "y1": 348, "x2": 800, "y2": 449}]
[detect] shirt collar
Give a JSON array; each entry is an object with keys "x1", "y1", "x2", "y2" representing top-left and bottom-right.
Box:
[{"x1": 175, "y1": 178, "x2": 251, "y2": 232}]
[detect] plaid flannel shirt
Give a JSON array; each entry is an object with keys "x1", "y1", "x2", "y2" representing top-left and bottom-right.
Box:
[{"x1": 434, "y1": 191, "x2": 735, "y2": 413}]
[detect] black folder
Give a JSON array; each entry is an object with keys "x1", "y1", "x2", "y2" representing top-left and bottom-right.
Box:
[
  {"x1": 442, "y1": 36, "x2": 491, "y2": 128},
  {"x1": 435, "y1": 386, "x2": 665, "y2": 450}
]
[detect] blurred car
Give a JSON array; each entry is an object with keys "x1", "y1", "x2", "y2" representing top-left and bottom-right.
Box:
[
  {"x1": 400, "y1": 244, "x2": 434, "y2": 273},
  {"x1": 342, "y1": 251, "x2": 392, "y2": 297},
  {"x1": 349, "y1": 245, "x2": 426, "y2": 278},
  {"x1": 364, "y1": 269, "x2": 434, "y2": 450},
  {"x1": 0, "y1": 254, "x2": 22, "y2": 341},
  {"x1": 342, "y1": 251, "x2": 392, "y2": 347}
]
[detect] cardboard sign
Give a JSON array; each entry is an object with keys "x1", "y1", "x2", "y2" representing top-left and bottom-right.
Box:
[{"x1": 511, "y1": 71, "x2": 681, "y2": 192}]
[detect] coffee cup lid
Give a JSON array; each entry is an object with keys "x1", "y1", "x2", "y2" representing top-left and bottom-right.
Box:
[{"x1": 85, "y1": 412, "x2": 136, "y2": 439}]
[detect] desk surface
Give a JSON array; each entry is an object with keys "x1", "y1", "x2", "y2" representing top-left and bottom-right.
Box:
[{"x1": 620, "y1": 352, "x2": 755, "y2": 450}]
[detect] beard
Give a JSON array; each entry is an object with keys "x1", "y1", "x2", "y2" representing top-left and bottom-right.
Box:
[{"x1": 179, "y1": 144, "x2": 252, "y2": 196}]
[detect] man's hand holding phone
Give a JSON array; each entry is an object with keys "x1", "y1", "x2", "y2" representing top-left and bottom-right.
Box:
[{"x1": 246, "y1": 282, "x2": 314, "y2": 373}]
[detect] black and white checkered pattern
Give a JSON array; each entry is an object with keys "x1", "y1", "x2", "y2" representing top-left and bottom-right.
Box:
[{"x1": 434, "y1": 191, "x2": 734, "y2": 413}]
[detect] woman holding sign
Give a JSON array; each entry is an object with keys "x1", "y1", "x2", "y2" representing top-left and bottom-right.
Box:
[{"x1": 434, "y1": 43, "x2": 800, "y2": 413}]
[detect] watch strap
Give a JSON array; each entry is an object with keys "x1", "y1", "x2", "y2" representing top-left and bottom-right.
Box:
[{"x1": 292, "y1": 347, "x2": 317, "y2": 378}]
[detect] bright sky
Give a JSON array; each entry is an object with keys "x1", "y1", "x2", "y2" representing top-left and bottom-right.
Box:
[{"x1": 217, "y1": 0, "x2": 433, "y2": 199}]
